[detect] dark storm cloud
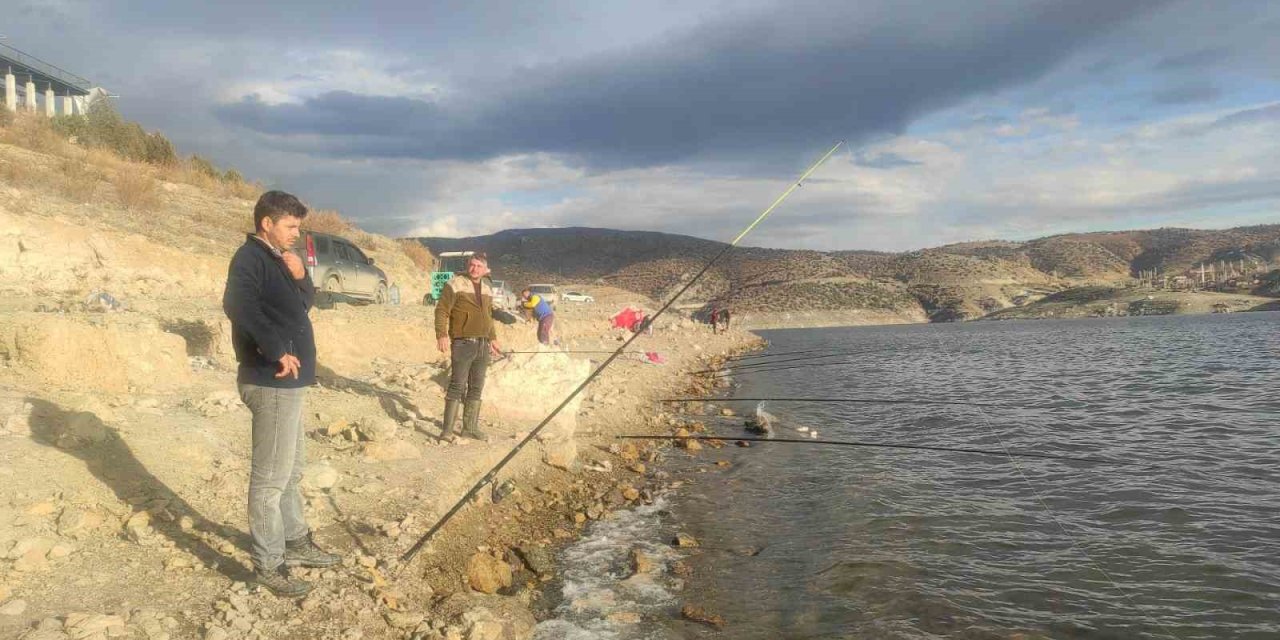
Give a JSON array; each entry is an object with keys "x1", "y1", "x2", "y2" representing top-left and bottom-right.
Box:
[{"x1": 215, "y1": 0, "x2": 1169, "y2": 169}]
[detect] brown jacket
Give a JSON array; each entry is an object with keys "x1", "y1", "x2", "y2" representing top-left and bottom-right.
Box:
[{"x1": 434, "y1": 274, "x2": 496, "y2": 340}]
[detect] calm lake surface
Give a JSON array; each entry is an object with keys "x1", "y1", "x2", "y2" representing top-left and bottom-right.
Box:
[{"x1": 537, "y1": 313, "x2": 1280, "y2": 639}]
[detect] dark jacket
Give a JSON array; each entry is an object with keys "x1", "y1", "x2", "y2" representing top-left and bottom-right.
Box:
[{"x1": 222, "y1": 235, "x2": 317, "y2": 388}]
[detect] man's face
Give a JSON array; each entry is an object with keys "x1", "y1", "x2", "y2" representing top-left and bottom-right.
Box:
[
  {"x1": 467, "y1": 258, "x2": 488, "y2": 280},
  {"x1": 261, "y1": 215, "x2": 302, "y2": 250}
]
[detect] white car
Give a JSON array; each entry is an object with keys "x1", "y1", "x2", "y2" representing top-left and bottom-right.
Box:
[{"x1": 562, "y1": 291, "x2": 595, "y2": 303}]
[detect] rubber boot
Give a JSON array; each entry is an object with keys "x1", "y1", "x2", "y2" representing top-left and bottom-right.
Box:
[
  {"x1": 461, "y1": 400, "x2": 488, "y2": 442},
  {"x1": 440, "y1": 400, "x2": 461, "y2": 441}
]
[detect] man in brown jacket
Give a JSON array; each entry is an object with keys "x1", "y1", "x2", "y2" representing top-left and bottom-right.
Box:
[{"x1": 435, "y1": 253, "x2": 503, "y2": 441}]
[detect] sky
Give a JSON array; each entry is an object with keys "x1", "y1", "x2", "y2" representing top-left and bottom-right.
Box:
[{"x1": 4, "y1": 0, "x2": 1279, "y2": 251}]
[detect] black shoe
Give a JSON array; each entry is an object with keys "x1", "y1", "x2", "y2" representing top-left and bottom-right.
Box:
[
  {"x1": 440, "y1": 399, "x2": 461, "y2": 442},
  {"x1": 284, "y1": 533, "x2": 341, "y2": 568},
  {"x1": 255, "y1": 565, "x2": 312, "y2": 598}
]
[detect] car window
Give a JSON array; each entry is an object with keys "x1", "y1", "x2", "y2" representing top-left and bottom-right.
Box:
[
  {"x1": 335, "y1": 243, "x2": 352, "y2": 261},
  {"x1": 347, "y1": 244, "x2": 370, "y2": 264},
  {"x1": 316, "y1": 235, "x2": 332, "y2": 256}
]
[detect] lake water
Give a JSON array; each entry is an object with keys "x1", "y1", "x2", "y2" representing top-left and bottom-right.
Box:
[{"x1": 536, "y1": 313, "x2": 1280, "y2": 639}]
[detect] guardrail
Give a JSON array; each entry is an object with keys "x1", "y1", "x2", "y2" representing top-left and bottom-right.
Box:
[{"x1": 0, "y1": 43, "x2": 92, "y2": 93}]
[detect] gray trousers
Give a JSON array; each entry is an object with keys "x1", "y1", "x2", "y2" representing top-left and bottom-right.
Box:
[
  {"x1": 446, "y1": 338, "x2": 490, "y2": 402},
  {"x1": 239, "y1": 383, "x2": 309, "y2": 571}
]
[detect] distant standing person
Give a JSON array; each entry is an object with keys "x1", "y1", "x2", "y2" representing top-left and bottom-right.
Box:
[
  {"x1": 719, "y1": 307, "x2": 731, "y2": 333},
  {"x1": 436, "y1": 253, "x2": 502, "y2": 441},
  {"x1": 521, "y1": 287, "x2": 557, "y2": 345},
  {"x1": 710, "y1": 307, "x2": 721, "y2": 334},
  {"x1": 222, "y1": 191, "x2": 341, "y2": 598}
]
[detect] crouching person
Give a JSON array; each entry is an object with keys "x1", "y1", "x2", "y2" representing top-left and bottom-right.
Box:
[
  {"x1": 435, "y1": 253, "x2": 503, "y2": 442},
  {"x1": 222, "y1": 191, "x2": 340, "y2": 597}
]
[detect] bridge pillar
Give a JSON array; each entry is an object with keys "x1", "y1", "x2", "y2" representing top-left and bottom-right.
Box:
[
  {"x1": 61, "y1": 95, "x2": 74, "y2": 116},
  {"x1": 44, "y1": 85, "x2": 55, "y2": 117},
  {"x1": 4, "y1": 74, "x2": 15, "y2": 112},
  {"x1": 24, "y1": 79, "x2": 37, "y2": 112}
]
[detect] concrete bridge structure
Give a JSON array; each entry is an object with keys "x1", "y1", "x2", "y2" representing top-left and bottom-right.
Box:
[{"x1": 2, "y1": 42, "x2": 95, "y2": 116}]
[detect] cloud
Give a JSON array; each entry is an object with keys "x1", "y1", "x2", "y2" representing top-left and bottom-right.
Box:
[
  {"x1": 1150, "y1": 82, "x2": 1222, "y2": 105},
  {"x1": 214, "y1": 0, "x2": 1167, "y2": 168},
  {"x1": 1153, "y1": 47, "x2": 1233, "y2": 71}
]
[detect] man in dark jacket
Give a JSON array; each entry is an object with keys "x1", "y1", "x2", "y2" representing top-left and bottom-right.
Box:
[
  {"x1": 435, "y1": 253, "x2": 503, "y2": 442},
  {"x1": 222, "y1": 191, "x2": 340, "y2": 597}
]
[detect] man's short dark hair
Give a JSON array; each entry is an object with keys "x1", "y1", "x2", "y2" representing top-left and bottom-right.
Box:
[
  {"x1": 468, "y1": 252, "x2": 488, "y2": 265},
  {"x1": 254, "y1": 190, "x2": 308, "y2": 232}
]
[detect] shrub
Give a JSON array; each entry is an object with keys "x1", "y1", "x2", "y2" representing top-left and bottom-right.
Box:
[
  {"x1": 189, "y1": 154, "x2": 219, "y2": 179},
  {"x1": 56, "y1": 159, "x2": 99, "y2": 202},
  {"x1": 301, "y1": 209, "x2": 353, "y2": 235},
  {"x1": 143, "y1": 132, "x2": 177, "y2": 166},
  {"x1": 399, "y1": 239, "x2": 436, "y2": 271},
  {"x1": 113, "y1": 169, "x2": 161, "y2": 211}
]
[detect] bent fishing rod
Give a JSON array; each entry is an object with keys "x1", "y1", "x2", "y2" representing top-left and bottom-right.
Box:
[
  {"x1": 399, "y1": 141, "x2": 846, "y2": 568},
  {"x1": 617, "y1": 434, "x2": 1120, "y2": 465},
  {"x1": 659, "y1": 396, "x2": 1002, "y2": 408},
  {"x1": 691, "y1": 351, "x2": 868, "y2": 375}
]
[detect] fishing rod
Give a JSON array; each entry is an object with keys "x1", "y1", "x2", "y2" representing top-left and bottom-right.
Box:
[
  {"x1": 726, "y1": 348, "x2": 831, "y2": 361},
  {"x1": 618, "y1": 435, "x2": 1120, "y2": 465},
  {"x1": 503, "y1": 350, "x2": 648, "y2": 355},
  {"x1": 398, "y1": 141, "x2": 846, "y2": 568},
  {"x1": 709, "y1": 359, "x2": 858, "y2": 378},
  {"x1": 691, "y1": 351, "x2": 865, "y2": 375},
  {"x1": 659, "y1": 396, "x2": 1002, "y2": 408}
]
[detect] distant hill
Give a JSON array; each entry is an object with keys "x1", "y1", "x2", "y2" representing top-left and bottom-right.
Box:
[{"x1": 414, "y1": 224, "x2": 1280, "y2": 322}]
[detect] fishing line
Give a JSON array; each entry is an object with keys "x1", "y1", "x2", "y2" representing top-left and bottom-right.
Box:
[
  {"x1": 618, "y1": 434, "x2": 1123, "y2": 465},
  {"x1": 691, "y1": 351, "x2": 864, "y2": 375},
  {"x1": 725, "y1": 347, "x2": 840, "y2": 361},
  {"x1": 708, "y1": 359, "x2": 858, "y2": 378},
  {"x1": 398, "y1": 141, "x2": 845, "y2": 568},
  {"x1": 659, "y1": 396, "x2": 1001, "y2": 408}
]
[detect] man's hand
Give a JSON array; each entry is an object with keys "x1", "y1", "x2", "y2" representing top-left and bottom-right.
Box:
[
  {"x1": 281, "y1": 251, "x2": 306, "y2": 280},
  {"x1": 437, "y1": 337, "x2": 450, "y2": 355},
  {"x1": 275, "y1": 354, "x2": 301, "y2": 379},
  {"x1": 489, "y1": 340, "x2": 503, "y2": 357}
]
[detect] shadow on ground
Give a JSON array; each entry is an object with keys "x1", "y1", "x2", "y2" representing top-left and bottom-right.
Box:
[{"x1": 25, "y1": 396, "x2": 253, "y2": 582}]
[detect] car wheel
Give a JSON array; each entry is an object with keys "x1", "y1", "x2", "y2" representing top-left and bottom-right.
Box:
[
  {"x1": 375, "y1": 282, "x2": 388, "y2": 304},
  {"x1": 323, "y1": 276, "x2": 342, "y2": 293}
]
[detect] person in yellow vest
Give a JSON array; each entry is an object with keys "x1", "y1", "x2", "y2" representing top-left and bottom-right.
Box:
[
  {"x1": 434, "y1": 253, "x2": 502, "y2": 441},
  {"x1": 520, "y1": 288, "x2": 556, "y2": 345}
]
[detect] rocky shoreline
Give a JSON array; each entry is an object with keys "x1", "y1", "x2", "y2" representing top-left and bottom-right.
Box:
[{"x1": 0, "y1": 292, "x2": 762, "y2": 640}]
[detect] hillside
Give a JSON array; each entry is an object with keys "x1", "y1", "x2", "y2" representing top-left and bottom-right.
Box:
[{"x1": 418, "y1": 223, "x2": 1280, "y2": 324}]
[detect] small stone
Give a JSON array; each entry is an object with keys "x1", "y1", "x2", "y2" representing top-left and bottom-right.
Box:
[
  {"x1": 26, "y1": 501, "x2": 57, "y2": 516},
  {"x1": 465, "y1": 553, "x2": 512, "y2": 594},
  {"x1": 302, "y1": 461, "x2": 340, "y2": 491},
  {"x1": 628, "y1": 463, "x2": 646, "y2": 474},
  {"x1": 606, "y1": 611, "x2": 641, "y2": 624},
  {"x1": 383, "y1": 611, "x2": 424, "y2": 629},
  {"x1": 672, "y1": 532, "x2": 699, "y2": 548},
  {"x1": 572, "y1": 512, "x2": 586, "y2": 525},
  {"x1": 125, "y1": 511, "x2": 153, "y2": 541},
  {"x1": 720, "y1": 408, "x2": 735, "y2": 417},
  {"x1": 48, "y1": 543, "x2": 75, "y2": 559},
  {"x1": 357, "y1": 555, "x2": 377, "y2": 568},
  {"x1": 356, "y1": 417, "x2": 398, "y2": 442},
  {"x1": 681, "y1": 604, "x2": 725, "y2": 628},
  {"x1": 620, "y1": 486, "x2": 640, "y2": 501},
  {"x1": 0, "y1": 599, "x2": 27, "y2": 616},
  {"x1": 204, "y1": 626, "x2": 229, "y2": 640},
  {"x1": 716, "y1": 460, "x2": 731, "y2": 468},
  {"x1": 629, "y1": 549, "x2": 654, "y2": 575}
]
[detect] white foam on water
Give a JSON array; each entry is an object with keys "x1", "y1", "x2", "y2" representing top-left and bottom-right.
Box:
[{"x1": 533, "y1": 495, "x2": 681, "y2": 640}]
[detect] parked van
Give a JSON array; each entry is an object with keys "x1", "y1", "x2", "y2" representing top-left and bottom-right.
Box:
[{"x1": 294, "y1": 231, "x2": 390, "y2": 304}]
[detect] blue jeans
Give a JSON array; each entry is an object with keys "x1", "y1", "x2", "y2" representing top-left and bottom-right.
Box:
[{"x1": 239, "y1": 384, "x2": 309, "y2": 571}]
